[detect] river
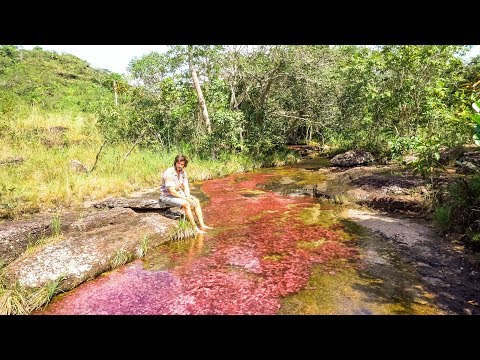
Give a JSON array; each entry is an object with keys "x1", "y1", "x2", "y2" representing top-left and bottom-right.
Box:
[{"x1": 37, "y1": 158, "x2": 443, "y2": 314}]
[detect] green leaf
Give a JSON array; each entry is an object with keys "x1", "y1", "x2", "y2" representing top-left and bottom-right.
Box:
[{"x1": 470, "y1": 113, "x2": 480, "y2": 125}]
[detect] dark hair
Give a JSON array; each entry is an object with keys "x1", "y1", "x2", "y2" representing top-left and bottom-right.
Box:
[{"x1": 173, "y1": 154, "x2": 188, "y2": 167}]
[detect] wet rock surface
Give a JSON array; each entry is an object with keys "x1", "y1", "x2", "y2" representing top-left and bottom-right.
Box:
[
  {"x1": 347, "y1": 209, "x2": 480, "y2": 315},
  {"x1": 2, "y1": 207, "x2": 176, "y2": 293}
]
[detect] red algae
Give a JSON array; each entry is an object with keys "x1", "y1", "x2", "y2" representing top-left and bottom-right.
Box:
[
  {"x1": 39, "y1": 260, "x2": 192, "y2": 315},
  {"x1": 38, "y1": 171, "x2": 358, "y2": 315}
]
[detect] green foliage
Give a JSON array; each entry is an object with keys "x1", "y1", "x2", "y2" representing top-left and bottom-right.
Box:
[
  {"x1": 433, "y1": 205, "x2": 452, "y2": 229},
  {"x1": 51, "y1": 214, "x2": 61, "y2": 237},
  {"x1": 388, "y1": 136, "x2": 420, "y2": 159},
  {"x1": 0, "y1": 46, "x2": 122, "y2": 114},
  {"x1": 471, "y1": 101, "x2": 480, "y2": 145},
  {"x1": 408, "y1": 135, "x2": 445, "y2": 182},
  {"x1": 434, "y1": 175, "x2": 480, "y2": 244},
  {"x1": 204, "y1": 110, "x2": 245, "y2": 157}
]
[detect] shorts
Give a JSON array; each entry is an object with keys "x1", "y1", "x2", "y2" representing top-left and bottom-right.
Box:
[{"x1": 159, "y1": 195, "x2": 189, "y2": 207}]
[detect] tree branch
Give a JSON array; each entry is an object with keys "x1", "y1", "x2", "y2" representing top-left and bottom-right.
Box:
[
  {"x1": 89, "y1": 139, "x2": 107, "y2": 173},
  {"x1": 122, "y1": 129, "x2": 149, "y2": 166}
]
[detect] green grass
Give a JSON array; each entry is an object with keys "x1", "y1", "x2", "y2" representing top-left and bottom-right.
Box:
[
  {"x1": 0, "y1": 106, "x2": 291, "y2": 220},
  {"x1": 110, "y1": 249, "x2": 132, "y2": 269},
  {"x1": 136, "y1": 236, "x2": 149, "y2": 258},
  {"x1": 169, "y1": 219, "x2": 197, "y2": 241},
  {"x1": 433, "y1": 205, "x2": 451, "y2": 229},
  {"x1": 22, "y1": 214, "x2": 64, "y2": 257}
]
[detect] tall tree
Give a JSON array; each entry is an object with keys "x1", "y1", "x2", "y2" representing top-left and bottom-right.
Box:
[{"x1": 188, "y1": 45, "x2": 211, "y2": 134}]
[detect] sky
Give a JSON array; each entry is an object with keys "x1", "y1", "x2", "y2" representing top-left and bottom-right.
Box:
[
  {"x1": 21, "y1": 45, "x2": 169, "y2": 74},
  {"x1": 20, "y1": 45, "x2": 480, "y2": 75}
]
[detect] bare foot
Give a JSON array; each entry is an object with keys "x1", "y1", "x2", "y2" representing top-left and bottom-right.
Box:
[
  {"x1": 195, "y1": 227, "x2": 207, "y2": 234},
  {"x1": 200, "y1": 225, "x2": 214, "y2": 230}
]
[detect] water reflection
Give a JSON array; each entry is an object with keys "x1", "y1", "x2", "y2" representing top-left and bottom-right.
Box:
[{"x1": 188, "y1": 232, "x2": 205, "y2": 261}]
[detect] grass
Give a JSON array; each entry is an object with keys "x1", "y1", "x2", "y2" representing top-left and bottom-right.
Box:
[
  {"x1": 433, "y1": 205, "x2": 452, "y2": 229},
  {"x1": 0, "y1": 275, "x2": 65, "y2": 315},
  {"x1": 26, "y1": 275, "x2": 65, "y2": 311},
  {"x1": 24, "y1": 215, "x2": 64, "y2": 257},
  {"x1": 169, "y1": 219, "x2": 197, "y2": 241},
  {"x1": 136, "y1": 236, "x2": 149, "y2": 258},
  {"x1": 0, "y1": 106, "x2": 291, "y2": 220},
  {"x1": 110, "y1": 249, "x2": 132, "y2": 269}
]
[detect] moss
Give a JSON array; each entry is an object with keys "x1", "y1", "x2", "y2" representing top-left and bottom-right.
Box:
[
  {"x1": 263, "y1": 253, "x2": 285, "y2": 261},
  {"x1": 297, "y1": 239, "x2": 326, "y2": 249},
  {"x1": 298, "y1": 203, "x2": 343, "y2": 228},
  {"x1": 279, "y1": 263, "x2": 443, "y2": 315}
]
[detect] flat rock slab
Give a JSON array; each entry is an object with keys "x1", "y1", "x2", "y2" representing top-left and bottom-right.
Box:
[
  {"x1": 0, "y1": 212, "x2": 79, "y2": 266},
  {"x1": 3, "y1": 207, "x2": 176, "y2": 291},
  {"x1": 93, "y1": 197, "x2": 167, "y2": 210}
]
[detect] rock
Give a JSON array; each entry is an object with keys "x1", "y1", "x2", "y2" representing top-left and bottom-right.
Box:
[
  {"x1": 69, "y1": 159, "x2": 88, "y2": 172},
  {"x1": 0, "y1": 156, "x2": 24, "y2": 166},
  {"x1": 48, "y1": 126, "x2": 68, "y2": 134},
  {"x1": 93, "y1": 198, "x2": 169, "y2": 210},
  {"x1": 438, "y1": 146, "x2": 465, "y2": 165},
  {"x1": 0, "y1": 212, "x2": 80, "y2": 265},
  {"x1": 402, "y1": 154, "x2": 418, "y2": 165},
  {"x1": 0, "y1": 219, "x2": 52, "y2": 265},
  {"x1": 455, "y1": 160, "x2": 479, "y2": 174},
  {"x1": 330, "y1": 150, "x2": 374, "y2": 167},
  {"x1": 3, "y1": 207, "x2": 176, "y2": 290}
]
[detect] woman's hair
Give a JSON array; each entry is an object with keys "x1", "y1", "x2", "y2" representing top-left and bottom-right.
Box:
[{"x1": 173, "y1": 154, "x2": 188, "y2": 167}]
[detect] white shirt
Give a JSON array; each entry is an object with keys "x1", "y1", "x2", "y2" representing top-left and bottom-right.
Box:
[{"x1": 160, "y1": 166, "x2": 188, "y2": 197}]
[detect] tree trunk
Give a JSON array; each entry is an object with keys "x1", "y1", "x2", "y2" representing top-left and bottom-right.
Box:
[
  {"x1": 188, "y1": 45, "x2": 211, "y2": 134},
  {"x1": 113, "y1": 80, "x2": 118, "y2": 106},
  {"x1": 255, "y1": 61, "x2": 284, "y2": 124}
]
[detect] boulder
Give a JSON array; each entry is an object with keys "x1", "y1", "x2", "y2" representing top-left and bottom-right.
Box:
[{"x1": 330, "y1": 150, "x2": 375, "y2": 167}]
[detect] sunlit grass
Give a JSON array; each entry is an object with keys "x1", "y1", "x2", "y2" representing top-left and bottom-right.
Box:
[
  {"x1": 136, "y1": 236, "x2": 149, "y2": 258},
  {"x1": 0, "y1": 282, "x2": 30, "y2": 315},
  {"x1": 110, "y1": 249, "x2": 132, "y2": 269},
  {"x1": 23, "y1": 214, "x2": 64, "y2": 257},
  {"x1": 1, "y1": 107, "x2": 297, "y2": 219},
  {"x1": 169, "y1": 219, "x2": 196, "y2": 241},
  {"x1": 0, "y1": 275, "x2": 65, "y2": 315},
  {"x1": 27, "y1": 275, "x2": 65, "y2": 311}
]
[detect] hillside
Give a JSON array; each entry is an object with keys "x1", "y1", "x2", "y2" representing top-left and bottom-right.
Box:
[{"x1": 0, "y1": 45, "x2": 118, "y2": 114}]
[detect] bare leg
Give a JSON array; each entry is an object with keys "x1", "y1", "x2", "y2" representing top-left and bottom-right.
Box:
[
  {"x1": 194, "y1": 203, "x2": 213, "y2": 230},
  {"x1": 182, "y1": 203, "x2": 205, "y2": 233}
]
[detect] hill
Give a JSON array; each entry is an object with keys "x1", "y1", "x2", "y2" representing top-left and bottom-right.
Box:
[{"x1": 0, "y1": 45, "x2": 118, "y2": 115}]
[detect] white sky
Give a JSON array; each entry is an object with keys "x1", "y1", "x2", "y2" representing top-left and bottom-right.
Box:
[
  {"x1": 20, "y1": 45, "x2": 169, "y2": 74},
  {"x1": 19, "y1": 45, "x2": 480, "y2": 75}
]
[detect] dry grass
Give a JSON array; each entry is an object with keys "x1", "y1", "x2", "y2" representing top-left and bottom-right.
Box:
[{"x1": 0, "y1": 275, "x2": 65, "y2": 315}]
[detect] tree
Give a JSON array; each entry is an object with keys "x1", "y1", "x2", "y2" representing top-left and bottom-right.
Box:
[{"x1": 188, "y1": 45, "x2": 211, "y2": 134}]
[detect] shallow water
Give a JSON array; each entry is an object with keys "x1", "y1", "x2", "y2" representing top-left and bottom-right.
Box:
[{"x1": 38, "y1": 159, "x2": 443, "y2": 315}]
